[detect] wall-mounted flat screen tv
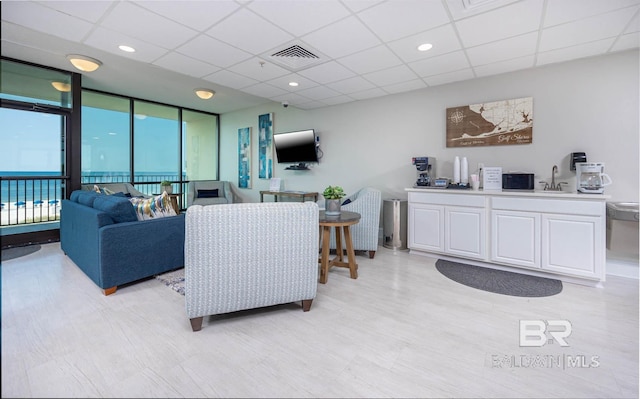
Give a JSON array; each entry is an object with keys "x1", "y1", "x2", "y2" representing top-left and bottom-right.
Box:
[{"x1": 273, "y1": 129, "x2": 318, "y2": 169}]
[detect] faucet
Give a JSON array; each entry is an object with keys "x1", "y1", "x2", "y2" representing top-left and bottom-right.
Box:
[{"x1": 540, "y1": 165, "x2": 566, "y2": 191}]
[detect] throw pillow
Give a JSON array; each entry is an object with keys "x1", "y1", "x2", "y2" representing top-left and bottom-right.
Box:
[
  {"x1": 197, "y1": 188, "x2": 219, "y2": 198},
  {"x1": 93, "y1": 195, "x2": 138, "y2": 223},
  {"x1": 342, "y1": 198, "x2": 352, "y2": 206},
  {"x1": 93, "y1": 184, "x2": 116, "y2": 195},
  {"x1": 129, "y1": 191, "x2": 177, "y2": 221}
]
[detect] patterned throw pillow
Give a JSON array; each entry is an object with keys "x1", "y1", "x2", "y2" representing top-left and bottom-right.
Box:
[
  {"x1": 93, "y1": 184, "x2": 116, "y2": 195},
  {"x1": 129, "y1": 191, "x2": 177, "y2": 221}
]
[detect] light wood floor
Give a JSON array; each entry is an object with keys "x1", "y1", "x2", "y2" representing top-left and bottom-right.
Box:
[{"x1": 1, "y1": 242, "x2": 638, "y2": 398}]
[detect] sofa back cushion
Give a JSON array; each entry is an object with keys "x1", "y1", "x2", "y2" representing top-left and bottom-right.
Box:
[
  {"x1": 93, "y1": 195, "x2": 138, "y2": 223},
  {"x1": 71, "y1": 190, "x2": 102, "y2": 207}
]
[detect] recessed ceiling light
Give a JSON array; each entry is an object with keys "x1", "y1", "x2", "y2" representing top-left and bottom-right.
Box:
[
  {"x1": 289, "y1": 82, "x2": 299, "y2": 87},
  {"x1": 417, "y1": 43, "x2": 433, "y2": 52},
  {"x1": 118, "y1": 45, "x2": 136, "y2": 53}
]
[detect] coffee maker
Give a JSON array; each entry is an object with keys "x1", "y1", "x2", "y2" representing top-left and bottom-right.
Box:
[
  {"x1": 575, "y1": 162, "x2": 612, "y2": 194},
  {"x1": 412, "y1": 157, "x2": 435, "y2": 187}
]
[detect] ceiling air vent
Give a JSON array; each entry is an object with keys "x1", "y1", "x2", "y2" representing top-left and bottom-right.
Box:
[{"x1": 268, "y1": 44, "x2": 324, "y2": 71}]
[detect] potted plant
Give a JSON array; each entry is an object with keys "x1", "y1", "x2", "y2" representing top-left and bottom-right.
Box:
[
  {"x1": 160, "y1": 180, "x2": 173, "y2": 194},
  {"x1": 323, "y1": 185, "x2": 345, "y2": 216}
]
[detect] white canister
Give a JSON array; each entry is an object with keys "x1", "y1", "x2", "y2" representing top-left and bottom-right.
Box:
[
  {"x1": 461, "y1": 157, "x2": 468, "y2": 185},
  {"x1": 453, "y1": 156, "x2": 461, "y2": 184}
]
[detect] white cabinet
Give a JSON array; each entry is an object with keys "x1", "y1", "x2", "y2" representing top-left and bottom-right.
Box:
[
  {"x1": 408, "y1": 192, "x2": 486, "y2": 261},
  {"x1": 408, "y1": 203, "x2": 444, "y2": 252},
  {"x1": 446, "y1": 206, "x2": 486, "y2": 259},
  {"x1": 491, "y1": 210, "x2": 541, "y2": 268},
  {"x1": 542, "y1": 214, "x2": 603, "y2": 278},
  {"x1": 407, "y1": 189, "x2": 607, "y2": 283}
]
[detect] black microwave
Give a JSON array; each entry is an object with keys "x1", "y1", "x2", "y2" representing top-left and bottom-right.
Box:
[{"x1": 502, "y1": 173, "x2": 535, "y2": 190}]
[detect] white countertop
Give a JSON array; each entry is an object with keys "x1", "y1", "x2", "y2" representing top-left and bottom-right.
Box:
[{"x1": 405, "y1": 187, "x2": 611, "y2": 200}]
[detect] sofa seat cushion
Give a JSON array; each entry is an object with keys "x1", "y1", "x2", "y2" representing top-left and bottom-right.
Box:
[
  {"x1": 129, "y1": 192, "x2": 177, "y2": 221},
  {"x1": 93, "y1": 195, "x2": 138, "y2": 223}
]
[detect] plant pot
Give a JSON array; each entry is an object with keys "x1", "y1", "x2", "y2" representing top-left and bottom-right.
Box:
[
  {"x1": 161, "y1": 185, "x2": 173, "y2": 194},
  {"x1": 325, "y1": 199, "x2": 341, "y2": 216}
]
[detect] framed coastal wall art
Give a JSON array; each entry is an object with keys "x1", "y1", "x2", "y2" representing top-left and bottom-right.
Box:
[
  {"x1": 446, "y1": 97, "x2": 533, "y2": 147},
  {"x1": 258, "y1": 113, "x2": 274, "y2": 179},
  {"x1": 238, "y1": 127, "x2": 251, "y2": 189}
]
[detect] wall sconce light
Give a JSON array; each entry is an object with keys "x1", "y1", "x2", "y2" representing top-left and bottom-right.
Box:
[
  {"x1": 66, "y1": 54, "x2": 102, "y2": 72},
  {"x1": 51, "y1": 81, "x2": 71, "y2": 92},
  {"x1": 194, "y1": 88, "x2": 215, "y2": 100}
]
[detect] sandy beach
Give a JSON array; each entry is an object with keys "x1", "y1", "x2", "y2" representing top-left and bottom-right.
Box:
[{"x1": 0, "y1": 200, "x2": 61, "y2": 225}]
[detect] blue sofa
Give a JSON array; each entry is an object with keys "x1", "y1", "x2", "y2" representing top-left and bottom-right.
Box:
[{"x1": 60, "y1": 190, "x2": 185, "y2": 295}]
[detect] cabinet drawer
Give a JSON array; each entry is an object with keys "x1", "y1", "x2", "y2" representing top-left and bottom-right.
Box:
[
  {"x1": 409, "y1": 192, "x2": 485, "y2": 207},
  {"x1": 491, "y1": 197, "x2": 603, "y2": 216}
]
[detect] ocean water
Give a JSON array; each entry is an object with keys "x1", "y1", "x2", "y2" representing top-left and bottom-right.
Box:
[{"x1": 1, "y1": 171, "x2": 184, "y2": 204}]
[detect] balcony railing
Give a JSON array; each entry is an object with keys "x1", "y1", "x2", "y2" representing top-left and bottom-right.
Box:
[{"x1": 1, "y1": 175, "x2": 65, "y2": 227}]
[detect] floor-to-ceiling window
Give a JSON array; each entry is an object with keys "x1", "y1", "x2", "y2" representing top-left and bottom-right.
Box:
[
  {"x1": 0, "y1": 58, "x2": 73, "y2": 236},
  {"x1": 81, "y1": 89, "x2": 219, "y2": 206}
]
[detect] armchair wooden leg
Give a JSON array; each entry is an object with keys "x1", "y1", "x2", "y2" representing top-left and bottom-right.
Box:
[
  {"x1": 301, "y1": 299, "x2": 313, "y2": 312},
  {"x1": 368, "y1": 251, "x2": 376, "y2": 259},
  {"x1": 190, "y1": 317, "x2": 204, "y2": 332},
  {"x1": 103, "y1": 286, "x2": 117, "y2": 296}
]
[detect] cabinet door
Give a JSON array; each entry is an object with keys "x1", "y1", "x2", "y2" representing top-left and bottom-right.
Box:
[
  {"x1": 445, "y1": 206, "x2": 486, "y2": 260},
  {"x1": 541, "y1": 214, "x2": 603, "y2": 278},
  {"x1": 491, "y1": 210, "x2": 541, "y2": 268},
  {"x1": 408, "y1": 203, "x2": 444, "y2": 252}
]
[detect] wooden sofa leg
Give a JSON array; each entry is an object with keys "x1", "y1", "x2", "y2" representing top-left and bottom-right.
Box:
[
  {"x1": 103, "y1": 286, "x2": 117, "y2": 296},
  {"x1": 369, "y1": 250, "x2": 376, "y2": 259},
  {"x1": 190, "y1": 317, "x2": 204, "y2": 332},
  {"x1": 301, "y1": 299, "x2": 313, "y2": 312}
]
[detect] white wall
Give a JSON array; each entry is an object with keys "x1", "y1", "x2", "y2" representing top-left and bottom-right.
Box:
[{"x1": 220, "y1": 50, "x2": 639, "y2": 205}]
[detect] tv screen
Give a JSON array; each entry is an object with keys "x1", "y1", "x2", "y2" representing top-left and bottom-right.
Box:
[{"x1": 273, "y1": 129, "x2": 319, "y2": 165}]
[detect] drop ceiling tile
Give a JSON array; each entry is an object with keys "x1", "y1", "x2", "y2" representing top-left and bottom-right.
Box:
[
  {"x1": 302, "y1": 16, "x2": 381, "y2": 59},
  {"x1": 176, "y1": 35, "x2": 252, "y2": 68},
  {"x1": 455, "y1": 0, "x2": 544, "y2": 47},
  {"x1": 363, "y1": 64, "x2": 419, "y2": 86},
  {"x1": 467, "y1": 32, "x2": 537, "y2": 66},
  {"x1": 473, "y1": 55, "x2": 535, "y2": 77},
  {"x1": 265, "y1": 74, "x2": 320, "y2": 92},
  {"x1": 100, "y1": 2, "x2": 198, "y2": 50},
  {"x1": 349, "y1": 87, "x2": 388, "y2": 100},
  {"x1": 203, "y1": 69, "x2": 258, "y2": 90},
  {"x1": 543, "y1": 0, "x2": 640, "y2": 27},
  {"x1": 536, "y1": 38, "x2": 615, "y2": 66},
  {"x1": 206, "y1": 9, "x2": 293, "y2": 55},
  {"x1": 326, "y1": 76, "x2": 376, "y2": 94},
  {"x1": 241, "y1": 82, "x2": 289, "y2": 98},
  {"x1": 423, "y1": 68, "x2": 475, "y2": 86},
  {"x1": 269, "y1": 92, "x2": 313, "y2": 104},
  {"x1": 153, "y1": 52, "x2": 220, "y2": 78},
  {"x1": 625, "y1": 12, "x2": 640, "y2": 33},
  {"x1": 2, "y1": 1, "x2": 93, "y2": 42},
  {"x1": 40, "y1": 1, "x2": 114, "y2": 23},
  {"x1": 409, "y1": 50, "x2": 471, "y2": 77},
  {"x1": 358, "y1": 0, "x2": 450, "y2": 42},
  {"x1": 227, "y1": 57, "x2": 291, "y2": 81},
  {"x1": 387, "y1": 24, "x2": 462, "y2": 63},
  {"x1": 337, "y1": 45, "x2": 402, "y2": 75},
  {"x1": 135, "y1": 0, "x2": 240, "y2": 31},
  {"x1": 382, "y1": 78, "x2": 427, "y2": 94},
  {"x1": 296, "y1": 99, "x2": 330, "y2": 109},
  {"x1": 246, "y1": 0, "x2": 350, "y2": 37},
  {"x1": 342, "y1": 0, "x2": 384, "y2": 13},
  {"x1": 612, "y1": 32, "x2": 640, "y2": 51},
  {"x1": 84, "y1": 27, "x2": 170, "y2": 62},
  {"x1": 295, "y1": 85, "x2": 342, "y2": 100},
  {"x1": 298, "y1": 61, "x2": 356, "y2": 84},
  {"x1": 540, "y1": 7, "x2": 638, "y2": 52}
]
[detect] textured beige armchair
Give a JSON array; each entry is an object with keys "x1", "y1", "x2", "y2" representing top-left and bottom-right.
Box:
[
  {"x1": 327, "y1": 187, "x2": 382, "y2": 259},
  {"x1": 187, "y1": 180, "x2": 233, "y2": 207},
  {"x1": 184, "y1": 202, "x2": 319, "y2": 331}
]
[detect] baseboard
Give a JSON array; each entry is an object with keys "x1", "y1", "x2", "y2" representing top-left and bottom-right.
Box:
[{"x1": 606, "y1": 252, "x2": 639, "y2": 280}]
